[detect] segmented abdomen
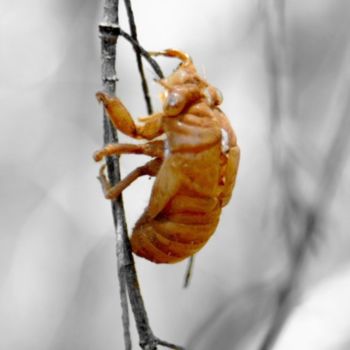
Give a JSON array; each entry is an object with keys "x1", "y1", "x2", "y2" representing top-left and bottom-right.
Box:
[{"x1": 131, "y1": 194, "x2": 221, "y2": 264}]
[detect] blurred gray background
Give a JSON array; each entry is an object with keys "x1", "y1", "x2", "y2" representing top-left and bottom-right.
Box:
[{"x1": 1, "y1": 0, "x2": 350, "y2": 349}]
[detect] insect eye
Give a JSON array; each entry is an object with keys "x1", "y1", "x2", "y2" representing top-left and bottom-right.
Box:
[{"x1": 163, "y1": 91, "x2": 186, "y2": 116}]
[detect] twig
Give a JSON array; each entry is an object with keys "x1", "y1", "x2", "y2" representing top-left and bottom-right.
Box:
[
  {"x1": 259, "y1": 1, "x2": 312, "y2": 348},
  {"x1": 259, "y1": 1, "x2": 350, "y2": 349},
  {"x1": 262, "y1": 0, "x2": 301, "y2": 255},
  {"x1": 183, "y1": 256, "x2": 195, "y2": 288},
  {"x1": 98, "y1": 1, "x2": 183, "y2": 349},
  {"x1": 117, "y1": 224, "x2": 132, "y2": 350},
  {"x1": 99, "y1": 2, "x2": 132, "y2": 349},
  {"x1": 119, "y1": 29, "x2": 164, "y2": 79},
  {"x1": 124, "y1": 0, "x2": 153, "y2": 114},
  {"x1": 259, "y1": 104, "x2": 350, "y2": 349}
]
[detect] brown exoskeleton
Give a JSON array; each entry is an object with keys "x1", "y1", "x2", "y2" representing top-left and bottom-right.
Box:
[{"x1": 94, "y1": 49, "x2": 240, "y2": 263}]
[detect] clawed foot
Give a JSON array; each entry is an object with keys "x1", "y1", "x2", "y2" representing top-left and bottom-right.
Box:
[
  {"x1": 93, "y1": 149, "x2": 105, "y2": 162},
  {"x1": 97, "y1": 164, "x2": 112, "y2": 199},
  {"x1": 96, "y1": 91, "x2": 110, "y2": 104}
]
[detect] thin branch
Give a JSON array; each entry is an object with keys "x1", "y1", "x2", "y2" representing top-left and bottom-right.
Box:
[
  {"x1": 262, "y1": 0, "x2": 300, "y2": 254},
  {"x1": 259, "y1": 0, "x2": 312, "y2": 347},
  {"x1": 156, "y1": 338, "x2": 185, "y2": 350},
  {"x1": 259, "y1": 1, "x2": 350, "y2": 349},
  {"x1": 98, "y1": 1, "x2": 183, "y2": 349},
  {"x1": 117, "y1": 229, "x2": 132, "y2": 350},
  {"x1": 183, "y1": 256, "x2": 195, "y2": 288},
  {"x1": 124, "y1": 0, "x2": 153, "y2": 114},
  {"x1": 99, "y1": 3, "x2": 132, "y2": 349},
  {"x1": 259, "y1": 103, "x2": 350, "y2": 349},
  {"x1": 119, "y1": 29, "x2": 164, "y2": 79}
]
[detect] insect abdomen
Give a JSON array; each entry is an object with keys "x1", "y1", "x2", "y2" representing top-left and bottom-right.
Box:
[{"x1": 131, "y1": 194, "x2": 221, "y2": 264}]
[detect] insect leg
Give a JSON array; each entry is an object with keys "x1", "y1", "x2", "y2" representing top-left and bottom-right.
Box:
[
  {"x1": 136, "y1": 158, "x2": 183, "y2": 223},
  {"x1": 149, "y1": 49, "x2": 192, "y2": 65},
  {"x1": 98, "y1": 158, "x2": 162, "y2": 200},
  {"x1": 94, "y1": 140, "x2": 164, "y2": 162},
  {"x1": 96, "y1": 92, "x2": 163, "y2": 140}
]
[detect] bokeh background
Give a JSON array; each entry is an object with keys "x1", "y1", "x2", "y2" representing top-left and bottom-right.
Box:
[{"x1": 1, "y1": 1, "x2": 350, "y2": 349}]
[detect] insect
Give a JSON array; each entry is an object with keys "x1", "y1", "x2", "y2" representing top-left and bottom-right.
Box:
[{"x1": 94, "y1": 49, "x2": 240, "y2": 264}]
